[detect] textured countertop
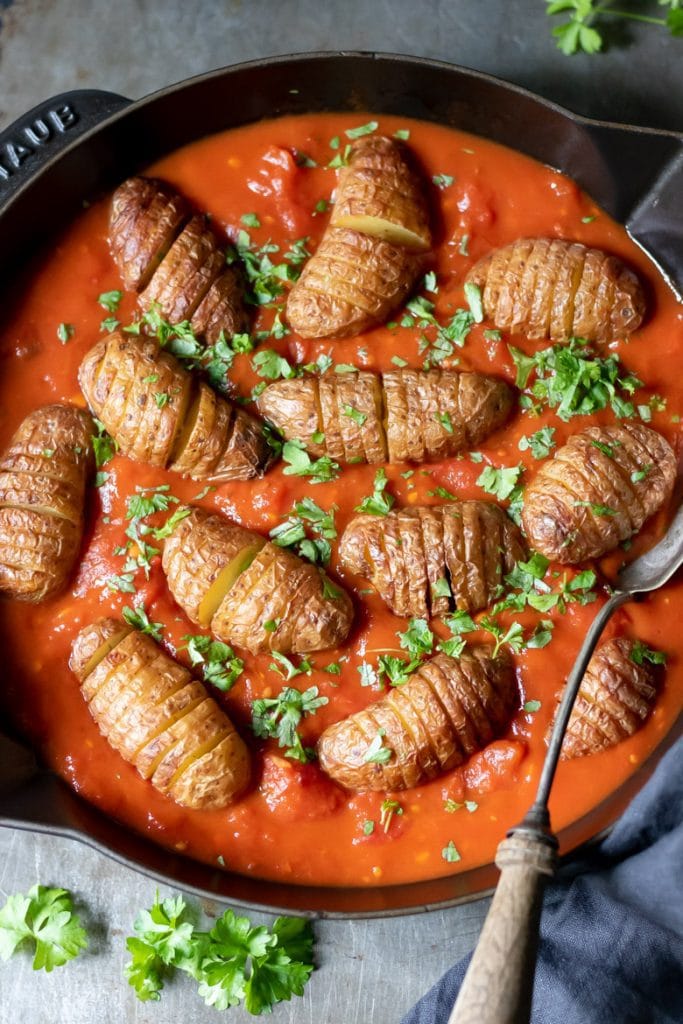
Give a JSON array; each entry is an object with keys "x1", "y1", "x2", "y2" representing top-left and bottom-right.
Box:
[{"x1": 0, "y1": 2, "x2": 680, "y2": 1022}]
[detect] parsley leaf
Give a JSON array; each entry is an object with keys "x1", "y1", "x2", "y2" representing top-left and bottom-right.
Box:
[
  {"x1": 477, "y1": 463, "x2": 524, "y2": 501},
  {"x1": 123, "y1": 604, "x2": 164, "y2": 642},
  {"x1": 282, "y1": 439, "x2": 340, "y2": 483},
  {"x1": 182, "y1": 634, "x2": 244, "y2": 692},
  {"x1": 251, "y1": 686, "x2": 328, "y2": 762},
  {"x1": 98, "y1": 289, "x2": 123, "y2": 312},
  {"x1": 354, "y1": 467, "x2": 395, "y2": 516},
  {"x1": 630, "y1": 641, "x2": 667, "y2": 667},
  {"x1": 0, "y1": 885, "x2": 87, "y2": 971},
  {"x1": 364, "y1": 730, "x2": 393, "y2": 764},
  {"x1": 518, "y1": 426, "x2": 556, "y2": 460}
]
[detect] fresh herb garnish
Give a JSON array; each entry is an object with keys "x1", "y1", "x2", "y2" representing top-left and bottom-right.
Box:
[
  {"x1": 0, "y1": 885, "x2": 87, "y2": 972},
  {"x1": 281, "y1": 439, "x2": 340, "y2": 483},
  {"x1": 124, "y1": 892, "x2": 314, "y2": 1013},
  {"x1": 182, "y1": 634, "x2": 244, "y2": 692},
  {"x1": 122, "y1": 604, "x2": 164, "y2": 642},
  {"x1": 630, "y1": 641, "x2": 667, "y2": 667},
  {"x1": 510, "y1": 338, "x2": 641, "y2": 422},
  {"x1": 354, "y1": 468, "x2": 396, "y2": 516},
  {"x1": 518, "y1": 426, "x2": 556, "y2": 460},
  {"x1": 251, "y1": 686, "x2": 327, "y2": 763},
  {"x1": 545, "y1": 0, "x2": 683, "y2": 57}
]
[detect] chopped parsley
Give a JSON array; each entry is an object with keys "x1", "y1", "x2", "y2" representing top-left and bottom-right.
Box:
[
  {"x1": 510, "y1": 338, "x2": 642, "y2": 422},
  {"x1": 518, "y1": 426, "x2": 556, "y2": 460},
  {"x1": 251, "y1": 686, "x2": 328, "y2": 763},
  {"x1": 240, "y1": 212, "x2": 261, "y2": 228},
  {"x1": 343, "y1": 404, "x2": 367, "y2": 427},
  {"x1": 463, "y1": 282, "x2": 484, "y2": 323},
  {"x1": 0, "y1": 885, "x2": 87, "y2": 971},
  {"x1": 281, "y1": 439, "x2": 340, "y2": 483},
  {"x1": 270, "y1": 498, "x2": 337, "y2": 567},
  {"x1": 345, "y1": 120, "x2": 378, "y2": 138},
  {"x1": 432, "y1": 174, "x2": 455, "y2": 189},
  {"x1": 56, "y1": 322, "x2": 74, "y2": 344},
  {"x1": 524, "y1": 699, "x2": 542, "y2": 713},
  {"x1": 442, "y1": 840, "x2": 461, "y2": 863},
  {"x1": 630, "y1": 641, "x2": 667, "y2": 667},
  {"x1": 182, "y1": 635, "x2": 244, "y2": 692},
  {"x1": 354, "y1": 467, "x2": 396, "y2": 516},
  {"x1": 122, "y1": 604, "x2": 164, "y2": 642},
  {"x1": 364, "y1": 731, "x2": 393, "y2": 765},
  {"x1": 476, "y1": 464, "x2": 524, "y2": 501},
  {"x1": 98, "y1": 289, "x2": 123, "y2": 312}
]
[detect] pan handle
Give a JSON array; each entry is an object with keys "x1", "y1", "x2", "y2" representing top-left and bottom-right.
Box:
[
  {"x1": 0, "y1": 90, "x2": 130, "y2": 211},
  {"x1": 627, "y1": 144, "x2": 683, "y2": 297}
]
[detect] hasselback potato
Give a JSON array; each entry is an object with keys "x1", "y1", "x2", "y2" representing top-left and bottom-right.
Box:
[
  {"x1": 162, "y1": 507, "x2": 353, "y2": 655},
  {"x1": 559, "y1": 637, "x2": 660, "y2": 759},
  {"x1": 340, "y1": 502, "x2": 526, "y2": 618},
  {"x1": 286, "y1": 227, "x2": 423, "y2": 340},
  {"x1": 330, "y1": 135, "x2": 431, "y2": 251},
  {"x1": 257, "y1": 368, "x2": 513, "y2": 465},
  {"x1": 466, "y1": 237, "x2": 645, "y2": 342},
  {"x1": 109, "y1": 176, "x2": 247, "y2": 343},
  {"x1": 522, "y1": 424, "x2": 676, "y2": 563},
  {"x1": 78, "y1": 331, "x2": 272, "y2": 481},
  {"x1": 317, "y1": 648, "x2": 518, "y2": 791},
  {"x1": 0, "y1": 404, "x2": 93, "y2": 602},
  {"x1": 70, "y1": 618, "x2": 250, "y2": 809}
]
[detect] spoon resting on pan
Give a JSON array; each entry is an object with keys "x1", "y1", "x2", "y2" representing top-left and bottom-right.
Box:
[{"x1": 449, "y1": 499, "x2": 683, "y2": 1024}]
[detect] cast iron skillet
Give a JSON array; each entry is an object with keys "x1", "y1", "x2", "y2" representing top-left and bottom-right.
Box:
[{"x1": 0, "y1": 52, "x2": 681, "y2": 918}]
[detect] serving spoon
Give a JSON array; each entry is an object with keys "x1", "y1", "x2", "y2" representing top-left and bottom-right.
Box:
[{"x1": 449, "y1": 499, "x2": 683, "y2": 1024}]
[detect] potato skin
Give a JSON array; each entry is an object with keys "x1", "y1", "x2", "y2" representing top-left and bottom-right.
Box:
[
  {"x1": 522, "y1": 424, "x2": 676, "y2": 563},
  {"x1": 466, "y1": 237, "x2": 645, "y2": 342},
  {"x1": 558, "y1": 638, "x2": 659, "y2": 759},
  {"x1": 340, "y1": 502, "x2": 526, "y2": 618},
  {"x1": 286, "y1": 227, "x2": 423, "y2": 339},
  {"x1": 70, "y1": 618, "x2": 250, "y2": 810},
  {"x1": 330, "y1": 135, "x2": 431, "y2": 251},
  {"x1": 109, "y1": 176, "x2": 247, "y2": 341},
  {"x1": 78, "y1": 331, "x2": 272, "y2": 481},
  {"x1": 109, "y1": 176, "x2": 188, "y2": 291},
  {"x1": 317, "y1": 648, "x2": 518, "y2": 791},
  {"x1": 258, "y1": 368, "x2": 513, "y2": 465},
  {"x1": 162, "y1": 507, "x2": 353, "y2": 655},
  {"x1": 0, "y1": 404, "x2": 93, "y2": 602}
]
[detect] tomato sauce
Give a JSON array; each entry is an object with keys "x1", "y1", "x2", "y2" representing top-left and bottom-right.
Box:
[{"x1": 0, "y1": 113, "x2": 681, "y2": 888}]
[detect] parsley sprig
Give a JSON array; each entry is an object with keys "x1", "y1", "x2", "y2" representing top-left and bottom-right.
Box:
[
  {"x1": 546, "y1": 0, "x2": 683, "y2": 56},
  {"x1": 0, "y1": 885, "x2": 87, "y2": 972},
  {"x1": 125, "y1": 893, "x2": 314, "y2": 1014}
]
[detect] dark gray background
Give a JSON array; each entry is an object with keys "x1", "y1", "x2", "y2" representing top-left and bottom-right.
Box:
[{"x1": 0, "y1": 1, "x2": 681, "y2": 1022}]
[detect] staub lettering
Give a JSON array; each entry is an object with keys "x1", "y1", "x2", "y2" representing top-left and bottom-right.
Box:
[{"x1": 0, "y1": 104, "x2": 79, "y2": 182}]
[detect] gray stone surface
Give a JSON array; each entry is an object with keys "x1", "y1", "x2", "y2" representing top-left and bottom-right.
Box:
[{"x1": 0, "y1": 2, "x2": 680, "y2": 1022}]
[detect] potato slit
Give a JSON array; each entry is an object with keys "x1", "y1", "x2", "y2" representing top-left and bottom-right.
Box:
[
  {"x1": 167, "y1": 728, "x2": 231, "y2": 788},
  {"x1": 198, "y1": 543, "x2": 264, "y2": 627}
]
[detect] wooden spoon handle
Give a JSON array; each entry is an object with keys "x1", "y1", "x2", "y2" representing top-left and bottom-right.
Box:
[{"x1": 448, "y1": 832, "x2": 557, "y2": 1024}]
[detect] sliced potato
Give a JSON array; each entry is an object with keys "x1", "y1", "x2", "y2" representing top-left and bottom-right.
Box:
[
  {"x1": 317, "y1": 648, "x2": 517, "y2": 792},
  {"x1": 286, "y1": 227, "x2": 423, "y2": 339},
  {"x1": 0, "y1": 404, "x2": 93, "y2": 602},
  {"x1": 162, "y1": 508, "x2": 264, "y2": 626},
  {"x1": 109, "y1": 176, "x2": 248, "y2": 341},
  {"x1": 466, "y1": 237, "x2": 646, "y2": 342},
  {"x1": 522, "y1": 424, "x2": 676, "y2": 563},
  {"x1": 78, "y1": 331, "x2": 273, "y2": 481},
  {"x1": 108, "y1": 176, "x2": 188, "y2": 291},
  {"x1": 558, "y1": 637, "x2": 660, "y2": 759},
  {"x1": 340, "y1": 501, "x2": 526, "y2": 618},
  {"x1": 161, "y1": 507, "x2": 353, "y2": 655},
  {"x1": 71, "y1": 618, "x2": 250, "y2": 810},
  {"x1": 330, "y1": 135, "x2": 431, "y2": 251},
  {"x1": 258, "y1": 367, "x2": 513, "y2": 466}
]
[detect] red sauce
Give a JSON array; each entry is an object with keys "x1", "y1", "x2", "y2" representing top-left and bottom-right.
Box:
[{"x1": 1, "y1": 113, "x2": 681, "y2": 888}]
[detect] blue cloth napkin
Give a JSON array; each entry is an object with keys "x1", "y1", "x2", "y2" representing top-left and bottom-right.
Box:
[{"x1": 402, "y1": 735, "x2": 683, "y2": 1024}]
